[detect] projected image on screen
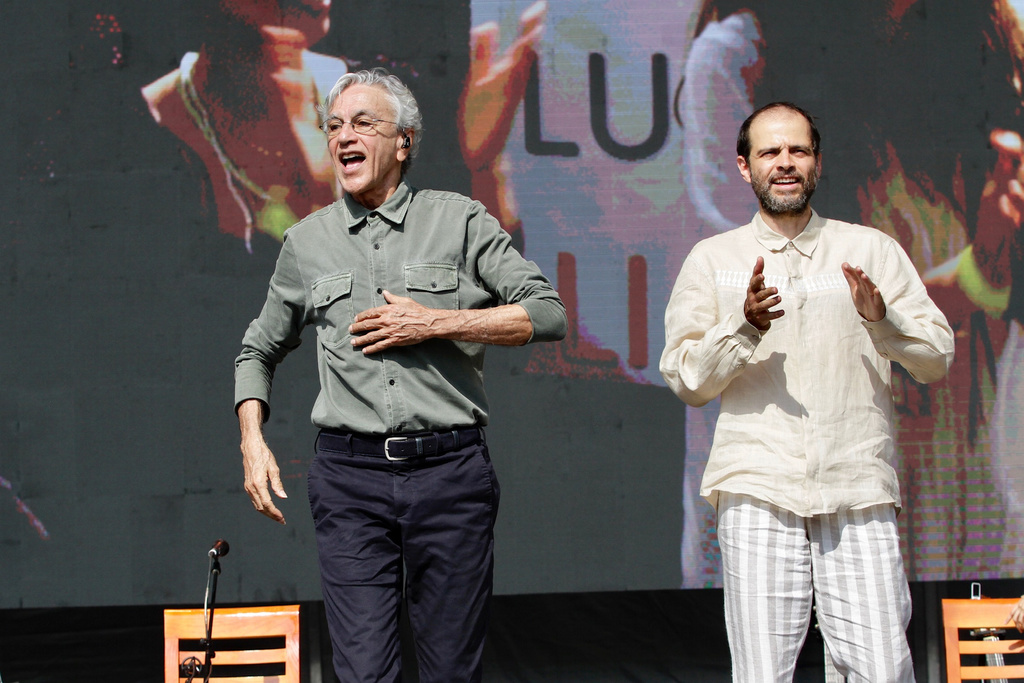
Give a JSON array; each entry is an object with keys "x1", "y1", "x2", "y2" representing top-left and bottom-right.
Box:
[
  {"x1": 139, "y1": 0, "x2": 537, "y2": 256},
  {"x1": 467, "y1": 0, "x2": 745, "y2": 387},
  {"x1": 140, "y1": 0, "x2": 342, "y2": 251},
  {"x1": 467, "y1": 0, "x2": 1024, "y2": 587},
  {"x1": 1, "y1": 475, "x2": 49, "y2": 541},
  {"x1": 12, "y1": 0, "x2": 1024, "y2": 609}
]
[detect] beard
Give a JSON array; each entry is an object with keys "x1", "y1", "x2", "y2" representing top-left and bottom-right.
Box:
[{"x1": 751, "y1": 166, "x2": 818, "y2": 217}]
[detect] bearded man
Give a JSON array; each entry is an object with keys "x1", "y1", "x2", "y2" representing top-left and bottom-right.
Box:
[{"x1": 659, "y1": 102, "x2": 954, "y2": 682}]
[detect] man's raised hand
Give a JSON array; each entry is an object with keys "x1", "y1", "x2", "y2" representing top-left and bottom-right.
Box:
[
  {"x1": 841, "y1": 263, "x2": 886, "y2": 322},
  {"x1": 744, "y1": 256, "x2": 784, "y2": 331}
]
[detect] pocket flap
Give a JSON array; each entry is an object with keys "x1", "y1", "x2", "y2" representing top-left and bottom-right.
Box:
[
  {"x1": 311, "y1": 272, "x2": 353, "y2": 308},
  {"x1": 405, "y1": 263, "x2": 458, "y2": 292}
]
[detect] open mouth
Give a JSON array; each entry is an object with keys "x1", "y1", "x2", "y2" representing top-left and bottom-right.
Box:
[
  {"x1": 771, "y1": 176, "x2": 801, "y2": 188},
  {"x1": 340, "y1": 153, "x2": 365, "y2": 170}
]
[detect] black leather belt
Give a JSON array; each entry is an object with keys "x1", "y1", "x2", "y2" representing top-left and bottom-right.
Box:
[{"x1": 318, "y1": 427, "x2": 482, "y2": 461}]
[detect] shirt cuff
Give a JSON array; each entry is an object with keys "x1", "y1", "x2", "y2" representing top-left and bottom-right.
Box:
[
  {"x1": 732, "y1": 316, "x2": 763, "y2": 358},
  {"x1": 234, "y1": 364, "x2": 273, "y2": 417},
  {"x1": 517, "y1": 298, "x2": 569, "y2": 343},
  {"x1": 860, "y1": 304, "x2": 905, "y2": 342}
]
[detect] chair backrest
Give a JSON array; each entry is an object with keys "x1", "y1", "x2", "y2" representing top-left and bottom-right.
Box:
[
  {"x1": 942, "y1": 598, "x2": 1024, "y2": 682},
  {"x1": 164, "y1": 604, "x2": 300, "y2": 683}
]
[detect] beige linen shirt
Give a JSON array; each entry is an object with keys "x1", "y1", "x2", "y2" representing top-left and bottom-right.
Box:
[{"x1": 660, "y1": 211, "x2": 954, "y2": 516}]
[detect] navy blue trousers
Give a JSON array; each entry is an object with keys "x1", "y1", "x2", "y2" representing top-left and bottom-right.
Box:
[{"x1": 307, "y1": 429, "x2": 500, "y2": 682}]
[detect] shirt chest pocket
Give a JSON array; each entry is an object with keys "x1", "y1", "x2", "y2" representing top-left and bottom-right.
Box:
[
  {"x1": 311, "y1": 272, "x2": 354, "y2": 347},
  {"x1": 405, "y1": 263, "x2": 459, "y2": 310}
]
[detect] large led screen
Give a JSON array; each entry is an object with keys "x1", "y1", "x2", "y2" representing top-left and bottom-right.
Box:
[{"x1": 2, "y1": 0, "x2": 1021, "y2": 607}]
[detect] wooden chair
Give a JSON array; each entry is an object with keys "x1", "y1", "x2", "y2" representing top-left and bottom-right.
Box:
[
  {"x1": 942, "y1": 598, "x2": 1024, "y2": 681},
  {"x1": 164, "y1": 604, "x2": 300, "y2": 683}
]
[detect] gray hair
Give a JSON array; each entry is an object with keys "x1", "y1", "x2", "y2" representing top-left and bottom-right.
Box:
[{"x1": 318, "y1": 67, "x2": 423, "y2": 174}]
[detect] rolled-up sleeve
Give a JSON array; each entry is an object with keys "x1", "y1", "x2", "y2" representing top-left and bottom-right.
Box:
[
  {"x1": 233, "y1": 236, "x2": 309, "y2": 413},
  {"x1": 468, "y1": 207, "x2": 568, "y2": 343}
]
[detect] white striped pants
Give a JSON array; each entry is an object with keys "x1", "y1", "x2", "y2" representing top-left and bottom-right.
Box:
[{"x1": 717, "y1": 492, "x2": 913, "y2": 683}]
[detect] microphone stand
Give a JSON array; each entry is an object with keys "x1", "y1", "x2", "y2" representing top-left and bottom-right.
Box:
[
  {"x1": 200, "y1": 550, "x2": 222, "y2": 683},
  {"x1": 180, "y1": 542, "x2": 228, "y2": 682}
]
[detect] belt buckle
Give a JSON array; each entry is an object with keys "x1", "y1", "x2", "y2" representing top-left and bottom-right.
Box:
[{"x1": 384, "y1": 436, "x2": 412, "y2": 461}]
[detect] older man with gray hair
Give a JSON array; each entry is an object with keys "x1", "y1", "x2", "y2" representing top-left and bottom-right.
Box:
[{"x1": 234, "y1": 68, "x2": 567, "y2": 682}]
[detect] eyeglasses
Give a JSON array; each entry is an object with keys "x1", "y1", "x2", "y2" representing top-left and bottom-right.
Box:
[{"x1": 323, "y1": 116, "x2": 400, "y2": 138}]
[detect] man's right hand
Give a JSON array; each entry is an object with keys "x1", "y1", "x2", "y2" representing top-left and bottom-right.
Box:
[
  {"x1": 744, "y1": 256, "x2": 783, "y2": 332},
  {"x1": 238, "y1": 399, "x2": 288, "y2": 525}
]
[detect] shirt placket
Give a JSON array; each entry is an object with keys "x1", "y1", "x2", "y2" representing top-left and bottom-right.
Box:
[
  {"x1": 785, "y1": 241, "x2": 822, "y2": 512},
  {"x1": 366, "y1": 212, "x2": 408, "y2": 433}
]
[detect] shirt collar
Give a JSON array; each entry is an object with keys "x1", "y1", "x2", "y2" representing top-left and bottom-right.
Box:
[
  {"x1": 340, "y1": 180, "x2": 413, "y2": 231},
  {"x1": 751, "y1": 209, "x2": 824, "y2": 257}
]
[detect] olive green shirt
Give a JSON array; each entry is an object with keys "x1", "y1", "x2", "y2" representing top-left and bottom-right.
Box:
[{"x1": 234, "y1": 181, "x2": 567, "y2": 434}]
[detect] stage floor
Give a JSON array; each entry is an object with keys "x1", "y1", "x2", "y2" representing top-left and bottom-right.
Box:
[{"x1": 0, "y1": 587, "x2": 945, "y2": 682}]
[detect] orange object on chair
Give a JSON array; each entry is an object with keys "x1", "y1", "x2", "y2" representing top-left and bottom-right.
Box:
[
  {"x1": 942, "y1": 598, "x2": 1024, "y2": 681},
  {"x1": 163, "y1": 604, "x2": 300, "y2": 683}
]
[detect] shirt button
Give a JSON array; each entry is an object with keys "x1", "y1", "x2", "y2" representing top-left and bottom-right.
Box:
[
  {"x1": 376, "y1": 287, "x2": 383, "y2": 294},
  {"x1": 389, "y1": 379, "x2": 395, "y2": 386},
  {"x1": 374, "y1": 243, "x2": 380, "y2": 250}
]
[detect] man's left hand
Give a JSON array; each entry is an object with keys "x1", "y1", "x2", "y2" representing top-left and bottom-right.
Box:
[
  {"x1": 841, "y1": 262, "x2": 886, "y2": 322},
  {"x1": 350, "y1": 290, "x2": 448, "y2": 354}
]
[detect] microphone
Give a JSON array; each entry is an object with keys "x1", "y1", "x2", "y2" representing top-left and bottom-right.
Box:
[
  {"x1": 402, "y1": 136, "x2": 411, "y2": 149},
  {"x1": 208, "y1": 539, "x2": 230, "y2": 558}
]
